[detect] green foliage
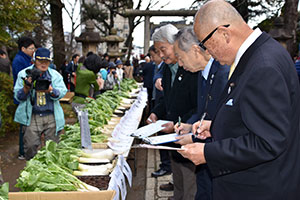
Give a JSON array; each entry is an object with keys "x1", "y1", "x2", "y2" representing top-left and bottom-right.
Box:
[
  {"x1": 0, "y1": 73, "x2": 18, "y2": 137},
  {"x1": 16, "y1": 141, "x2": 82, "y2": 192},
  {"x1": 0, "y1": 183, "x2": 9, "y2": 200},
  {"x1": 60, "y1": 78, "x2": 138, "y2": 148},
  {"x1": 0, "y1": 0, "x2": 40, "y2": 46}
]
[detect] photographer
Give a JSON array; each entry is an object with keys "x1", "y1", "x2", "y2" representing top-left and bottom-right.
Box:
[
  {"x1": 14, "y1": 48, "x2": 67, "y2": 160},
  {"x1": 104, "y1": 63, "x2": 119, "y2": 90}
]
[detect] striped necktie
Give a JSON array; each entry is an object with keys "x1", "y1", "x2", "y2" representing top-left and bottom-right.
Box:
[{"x1": 228, "y1": 62, "x2": 236, "y2": 80}]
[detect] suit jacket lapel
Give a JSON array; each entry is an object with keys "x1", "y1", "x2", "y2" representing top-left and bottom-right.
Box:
[{"x1": 213, "y1": 32, "x2": 271, "y2": 121}]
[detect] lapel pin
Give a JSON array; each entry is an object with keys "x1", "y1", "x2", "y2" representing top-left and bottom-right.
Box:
[{"x1": 178, "y1": 75, "x2": 182, "y2": 81}]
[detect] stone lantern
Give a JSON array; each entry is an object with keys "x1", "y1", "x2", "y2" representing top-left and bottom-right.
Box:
[
  {"x1": 75, "y1": 20, "x2": 102, "y2": 56},
  {"x1": 268, "y1": 17, "x2": 293, "y2": 49},
  {"x1": 102, "y1": 28, "x2": 125, "y2": 61}
]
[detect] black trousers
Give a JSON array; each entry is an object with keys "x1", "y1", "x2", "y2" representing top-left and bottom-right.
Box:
[
  {"x1": 158, "y1": 131, "x2": 172, "y2": 172},
  {"x1": 195, "y1": 164, "x2": 212, "y2": 200}
]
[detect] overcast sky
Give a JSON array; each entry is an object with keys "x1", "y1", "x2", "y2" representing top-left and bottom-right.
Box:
[{"x1": 62, "y1": 0, "x2": 300, "y2": 48}]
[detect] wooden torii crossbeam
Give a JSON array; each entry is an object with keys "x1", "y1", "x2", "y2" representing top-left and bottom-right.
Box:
[{"x1": 124, "y1": 9, "x2": 198, "y2": 53}]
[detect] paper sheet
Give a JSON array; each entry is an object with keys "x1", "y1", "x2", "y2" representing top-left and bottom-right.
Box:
[
  {"x1": 131, "y1": 120, "x2": 171, "y2": 139},
  {"x1": 133, "y1": 144, "x2": 185, "y2": 151},
  {"x1": 144, "y1": 133, "x2": 193, "y2": 145}
]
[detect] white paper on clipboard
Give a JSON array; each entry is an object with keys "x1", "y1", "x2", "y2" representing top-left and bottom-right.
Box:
[
  {"x1": 134, "y1": 144, "x2": 185, "y2": 151},
  {"x1": 131, "y1": 120, "x2": 171, "y2": 139},
  {"x1": 144, "y1": 132, "x2": 193, "y2": 145}
]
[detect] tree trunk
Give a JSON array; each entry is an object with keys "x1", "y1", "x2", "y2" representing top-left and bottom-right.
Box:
[
  {"x1": 125, "y1": 16, "x2": 135, "y2": 62},
  {"x1": 283, "y1": 0, "x2": 299, "y2": 56},
  {"x1": 49, "y1": 0, "x2": 65, "y2": 71}
]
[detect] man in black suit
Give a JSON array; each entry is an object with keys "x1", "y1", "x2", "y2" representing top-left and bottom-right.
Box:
[
  {"x1": 173, "y1": 26, "x2": 229, "y2": 200},
  {"x1": 179, "y1": 1, "x2": 300, "y2": 200},
  {"x1": 147, "y1": 24, "x2": 198, "y2": 200}
]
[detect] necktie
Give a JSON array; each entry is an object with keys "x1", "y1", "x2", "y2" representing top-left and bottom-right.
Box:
[
  {"x1": 201, "y1": 75, "x2": 207, "y2": 95},
  {"x1": 228, "y1": 62, "x2": 236, "y2": 80}
]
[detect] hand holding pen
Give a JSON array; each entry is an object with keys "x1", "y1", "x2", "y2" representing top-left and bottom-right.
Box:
[
  {"x1": 178, "y1": 116, "x2": 181, "y2": 134},
  {"x1": 192, "y1": 113, "x2": 212, "y2": 140}
]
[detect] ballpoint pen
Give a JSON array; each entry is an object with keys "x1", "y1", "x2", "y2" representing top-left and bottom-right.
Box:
[
  {"x1": 178, "y1": 116, "x2": 181, "y2": 135},
  {"x1": 195, "y1": 112, "x2": 207, "y2": 137}
]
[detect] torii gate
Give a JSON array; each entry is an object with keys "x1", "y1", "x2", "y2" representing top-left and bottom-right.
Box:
[{"x1": 124, "y1": 9, "x2": 197, "y2": 53}]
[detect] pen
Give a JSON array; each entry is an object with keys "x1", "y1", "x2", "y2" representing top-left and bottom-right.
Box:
[
  {"x1": 178, "y1": 116, "x2": 181, "y2": 135},
  {"x1": 195, "y1": 112, "x2": 206, "y2": 137}
]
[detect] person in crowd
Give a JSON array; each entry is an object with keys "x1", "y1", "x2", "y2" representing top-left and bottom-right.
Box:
[
  {"x1": 66, "y1": 53, "x2": 80, "y2": 91},
  {"x1": 103, "y1": 53, "x2": 110, "y2": 63},
  {"x1": 98, "y1": 60, "x2": 108, "y2": 81},
  {"x1": 123, "y1": 60, "x2": 134, "y2": 79},
  {"x1": 149, "y1": 45, "x2": 164, "y2": 106},
  {"x1": 104, "y1": 63, "x2": 119, "y2": 90},
  {"x1": 133, "y1": 57, "x2": 143, "y2": 82},
  {"x1": 145, "y1": 55, "x2": 151, "y2": 63},
  {"x1": 49, "y1": 60, "x2": 56, "y2": 70},
  {"x1": 148, "y1": 45, "x2": 173, "y2": 191},
  {"x1": 0, "y1": 49, "x2": 11, "y2": 75},
  {"x1": 72, "y1": 54, "x2": 103, "y2": 110},
  {"x1": 86, "y1": 51, "x2": 94, "y2": 57},
  {"x1": 179, "y1": 1, "x2": 300, "y2": 199},
  {"x1": 294, "y1": 56, "x2": 300, "y2": 82},
  {"x1": 12, "y1": 36, "x2": 36, "y2": 160},
  {"x1": 147, "y1": 24, "x2": 198, "y2": 200},
  {"x1": 142, "y1": 51, "x2": 155, "y2": 111},
  {"x1": 14, "y1": 48, "x2": 67, "y2": 160},
  {"x1": 60, "y1": 60, "x2": 68, "y2": 87},
  {"x1": 172, "y1": 26, "x2": 229, "y2": 200},
  {"x1": 115, "y1": 59, "x2": 124, "y2": 81}
]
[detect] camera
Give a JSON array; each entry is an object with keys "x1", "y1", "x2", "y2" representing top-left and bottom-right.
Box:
[{"x1": 22, "y1": 68, "x2": 51, "y2": 91}]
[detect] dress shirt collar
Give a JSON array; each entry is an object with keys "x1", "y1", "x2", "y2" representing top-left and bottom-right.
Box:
[
  {"x1": 234, "y1": 28, "x2": 262, "y2": 66},
  {"x1": 157, "y1": 61, "x2": 163, "y2": 69},
  {"x1": 202, "y1": 57, "x2": 214, "y2": 80}
]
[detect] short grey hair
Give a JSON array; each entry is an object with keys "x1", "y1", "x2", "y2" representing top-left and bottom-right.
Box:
[
  {"x1": 174, "y1": 26, "x2": 200, "y2": 52},
  {"x1": 152, "y1": 24, "x2": 179, "y2": 44}
]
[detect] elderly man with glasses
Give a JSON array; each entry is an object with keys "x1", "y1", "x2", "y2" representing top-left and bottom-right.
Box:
[
  {"x1": 147, "y1": 24, "x2": 198, "y2": 200},
  {"x1": 179, "y1": 0, "x2": 300, "y2": 200},
  {"x1": 173, "y1": 26, "x2": 229, "y2": 200}
]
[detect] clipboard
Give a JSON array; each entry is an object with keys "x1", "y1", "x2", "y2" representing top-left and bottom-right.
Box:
[{"x1": 132, "y1": 144, "x2": 185, "y2": 151}]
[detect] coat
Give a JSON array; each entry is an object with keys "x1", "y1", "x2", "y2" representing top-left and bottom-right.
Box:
[
  {"x1": 205, "y1": 32, "x2": 300, "y2": 200},
  {"x1": 14, "y1": 65, "x2": 67, "y2": 134}
]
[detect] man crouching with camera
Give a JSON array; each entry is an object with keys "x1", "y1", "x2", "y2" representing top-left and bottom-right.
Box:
[{"x1": 14, "y1": 47, "x2": 67, "y2": 160}]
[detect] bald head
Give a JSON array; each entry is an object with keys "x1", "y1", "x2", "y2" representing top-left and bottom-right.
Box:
[
  {"x1": 194, "y1": 0, "x2": 245, "y2": 39},
  {"x1": 193, "y1": 0, "x2": 253, "y2": 65}
]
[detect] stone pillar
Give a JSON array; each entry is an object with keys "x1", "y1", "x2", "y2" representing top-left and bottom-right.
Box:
[{"x1": 144, "y1": 15, "x2": 151, "y2": 54}]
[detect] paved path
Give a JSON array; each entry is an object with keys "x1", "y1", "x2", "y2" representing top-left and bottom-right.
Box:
[{"x1": 145, "y1": 149, "x2": 173, "y2": 200}]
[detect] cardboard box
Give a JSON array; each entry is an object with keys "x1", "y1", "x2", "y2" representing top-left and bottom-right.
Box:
[{"x1": 9, "y1": 190, "x2": 115, "y2": 200}]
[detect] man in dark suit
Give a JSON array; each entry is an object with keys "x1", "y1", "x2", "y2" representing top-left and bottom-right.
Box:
[
  {"x1": 179, "y1": 1, "x2": 300, "y2": 200},
  {"x1": 147, "y1": 24, "x2": 198, "y2": 200},
  {"x1": 173, "y1": 27, "x2": 229, "y2": 200},
  {"x1": 142, "y1": 54, "x2": 155, "y2": 111}
]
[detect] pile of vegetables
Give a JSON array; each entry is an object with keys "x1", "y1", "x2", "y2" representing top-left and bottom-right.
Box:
[
  {"x1": 16, "y1": 141, "x2": 116, "y2": 191},
  {"x1": 15, "y1": 79, "x2": 138, "y2": 192},
  {"x1": 0, "y1": 183, "x2": 8, "y2": 200},
  {"x1": 61, "y1": 78, "x2": 139, "y2": 148}
]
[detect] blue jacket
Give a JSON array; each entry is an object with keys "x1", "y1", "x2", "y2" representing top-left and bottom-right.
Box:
[
  {"x1": 12, "y1": 51, "x2": 33, "y2": 104},
  {"x1": 14, "y1": 65, "x2": 67, "y2": 133},
  {"x1": 12, "y1": 51, "x2": 32, "y2": 86},
  {"x1": 187, "y1": 60, "x2": 229, "y2": 124}
]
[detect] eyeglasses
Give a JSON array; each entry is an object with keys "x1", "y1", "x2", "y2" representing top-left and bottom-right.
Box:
[{"x1": 198, "y1": 24, "x2": 230, "y2": 51}]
